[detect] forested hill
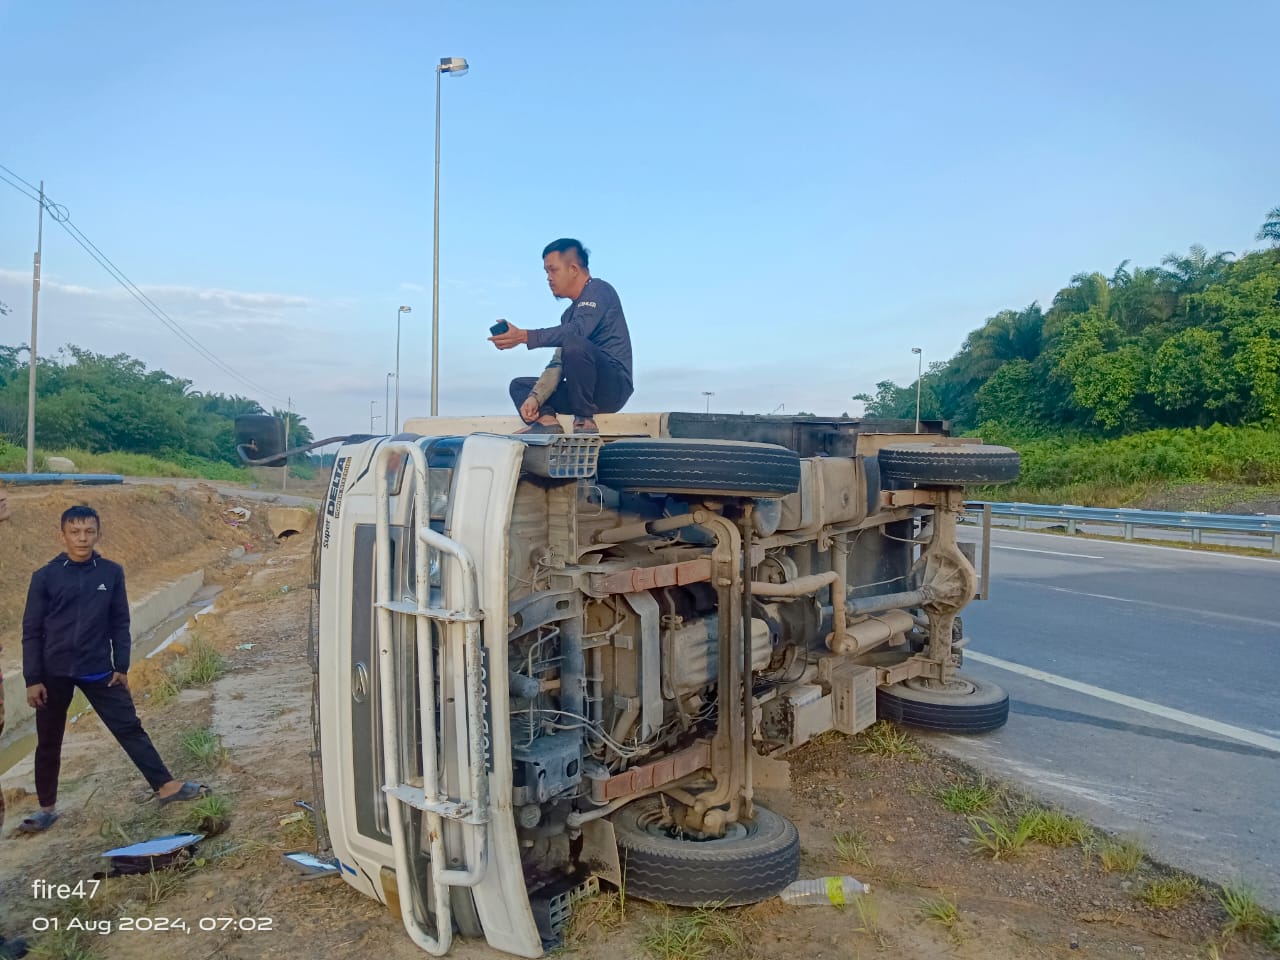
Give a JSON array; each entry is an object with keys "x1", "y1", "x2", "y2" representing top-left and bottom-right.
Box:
[
  {"x1": 0, "y1": 345, "x2": 310, "y2": 467},
  {"x1": 861, "y1": 207, "x2": 1280, "y2": 437}
]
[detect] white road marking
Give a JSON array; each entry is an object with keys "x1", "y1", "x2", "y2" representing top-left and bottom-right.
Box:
[
  {"x1": 1040, "y1": 585, "x2": 1133, "y2": 603},
  {"x1": 989, "y1": 527, "x2": 1280, "y2": 565},
  {"x1": 1009, "y1": 581, "x2": 1280, "y2": 629},
  {"x1": 990, "y1": 545, "x2": 1104, "y2": 559},
  {"x1": 966, "y1": 650, "x2": 1280, "y2": 755}
]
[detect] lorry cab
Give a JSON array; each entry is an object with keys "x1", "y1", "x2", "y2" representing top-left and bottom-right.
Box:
[{"x1": 307, "y1": 412, "x2": 1018, "y2": 957}]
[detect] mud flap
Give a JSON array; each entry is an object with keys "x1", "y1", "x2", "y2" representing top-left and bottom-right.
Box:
[{"x1": 579, "y1": 818, "x2": 622, "y2": 887}]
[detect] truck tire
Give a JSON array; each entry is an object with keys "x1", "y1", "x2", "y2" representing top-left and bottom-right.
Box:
[
  {"x1": 597, "y1": 439, "x2": 801, "y2": 498},
  {"x1": 878, "y1": 443, "x2": 1020, "y2": 486},
  {"x1": 611, "y1": 797, "x2": 800, "y2": 907},
  {"x1": 876, "y1": 673, "x2": 1009, "y2": 734}
]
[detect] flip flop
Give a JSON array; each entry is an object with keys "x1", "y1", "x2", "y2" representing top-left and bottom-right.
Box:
[
  {"x1": 514, "y1": 422, "x2": 564, "y2": 435},
  {"x1": 17, "y1": 811, "x2": 59, "y2": 833},
  {"x1": 157, "y1": 782, "x2": 210, "y2": 806}
]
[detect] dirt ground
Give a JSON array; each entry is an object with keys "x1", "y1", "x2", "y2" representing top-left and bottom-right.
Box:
[{"x1": 1, "y1": 513, "x2": 1275, "y2": 960}]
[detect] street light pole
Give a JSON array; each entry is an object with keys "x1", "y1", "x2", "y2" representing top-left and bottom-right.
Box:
[
  {"x1": 26, "y1": 181, "x2": 44, "y2": 474},
  {"x1": 431, "y1": 56, "x2": 469, "y2": 417},
  {"x1": 370, "y1": 400, "x2": 379, "y2": 434},
  {"x1": 282, "y1": 396, "x2": 292, "y2": 492},
  {"x1": 386, "y1": 372, "x2": 395, "y2": 433},
  {"x1": 394, "y1": 305, "x2": 411, "y2": 428},
  {"x1": 702, "y1": 391, "x2": 715, "y2": 414},
  {"x1": 911, "y1": 347, "x2": 923, "y2": 434}
]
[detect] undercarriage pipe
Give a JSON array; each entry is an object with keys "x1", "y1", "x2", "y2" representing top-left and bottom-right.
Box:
[
  {"x1": 750, "y1": 571, "x2": 846, "y2": 649},
  {"x1": 845, "y1": 588, "x2": 930, "y2": 617},
  {"x1": 593, "y1": 510, "x2": 710, "y2": 545}
]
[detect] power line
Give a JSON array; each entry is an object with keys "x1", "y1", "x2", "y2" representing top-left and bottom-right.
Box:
[{"x1": 0, "y1": 162, "x2": 287, "y2": 404}]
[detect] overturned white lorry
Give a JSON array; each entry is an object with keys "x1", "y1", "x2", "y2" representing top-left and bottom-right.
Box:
[{"x1": 238, "y1": 411, "x2": 1018, "y2": 957}]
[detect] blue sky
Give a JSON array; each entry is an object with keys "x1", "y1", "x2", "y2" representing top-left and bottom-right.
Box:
[{"x1": 2, "y1": 0, "x2": 1277, "y2": 439}]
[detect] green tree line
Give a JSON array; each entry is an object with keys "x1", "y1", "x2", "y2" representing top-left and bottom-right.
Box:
[
  {"x1": 0, "y1": 344, "x2": 312, "y2": 467},
  {"x1": 859, "y1": 207, "x2": 1280, "y2": 437}
]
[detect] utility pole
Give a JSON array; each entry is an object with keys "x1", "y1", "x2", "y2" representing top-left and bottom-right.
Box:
[
  {"x1": 26, "y1": 181, "x2": 44, "y2": 474},
  {"x1": 911, "y1": 347, "x2": 923, "y2": 434},
  {"x1": 282, "y1": 397, "x2": 292, "y2": 491},
  {"x1": 370, "y1": 400, "x2": 379, "y2": 433}
]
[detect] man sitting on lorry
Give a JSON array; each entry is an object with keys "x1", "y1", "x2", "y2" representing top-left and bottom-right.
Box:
[{"x1": 488, "y1": 238, "x2": 633, "y2": 434}]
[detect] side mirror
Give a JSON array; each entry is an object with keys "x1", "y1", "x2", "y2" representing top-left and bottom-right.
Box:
[{"x1": 235, "y1": 414, "x2": 287, "y2": 467}]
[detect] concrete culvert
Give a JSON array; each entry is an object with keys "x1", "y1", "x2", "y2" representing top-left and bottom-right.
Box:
[{"x1": 267, "y1": 507, "x2": 313, "y2": 540}]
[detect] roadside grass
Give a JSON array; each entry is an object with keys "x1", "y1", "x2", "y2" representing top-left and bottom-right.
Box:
[
  {"x1": 183, "y1": 793, "x2": 233, "y2": 836},
  {"x1": 168, "y1": 637, "x2": 227, "y2": 687},
  {"x1": 918, "y1": 896, "x2": 960, "y2": 929},
  {"x1": 1020, "y1": 808, "x2": 1091, "y2": 847},
  {"x1": 638, "y1": 905, "x2": 753, "y2": 960},
  {"x1": 1136, "y1": 875, "x2": 1200, "y2": 910},
  {"x1": 27, "y1": 928, "x2": 98, "y2": 960},
  {"x1": 26, "y1": 898, "x2": 99, "y2": 960},
  {"x1": 967, "y1": 813, "x2": 1036, "y2": 860},
  {"x1": 854, "y1": 895, "x2": 888, "y2": 947},
  {"x1": 936, "y1": 779, "x2": 999, "y2": 814},
  {"x1": 563, "y1": 888, "x2": 627, "y2": 947},
  {"x1": 180, "y1": 726, "x2": 228, "y2": 769},
  {"x1": 1218, "y1": 885, "x2": 1280, "y2": 944},
  {"x1": 854, "y1": 721, "x2": 926, "y2": 761},
  {"x1": 279, "y1": 809, "x2": 317, "y2": 846},
  {"x1": 143, "y1": 671, "x2": 181, "y2": 706},
  {"x1": 0, "y1": 445, "x2": 254, "y2": 482},
  {"x1": 834, "y1": 829, "x2": 874, "y2": 869},
  {"x1": 1088, "y1": 836, "x2": 1146, "y2": 874}
]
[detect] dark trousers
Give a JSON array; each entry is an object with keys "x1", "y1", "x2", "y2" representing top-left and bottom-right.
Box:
[
  {"x1": 34, "y1": 677, "x2": 173, "y2": 807},
  {"x1": 509, "y1": 333, "x2": 633, "y2": 419}
]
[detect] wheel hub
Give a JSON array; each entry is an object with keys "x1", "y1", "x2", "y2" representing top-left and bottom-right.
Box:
[
  {"x1": 638, "y1": 808, "x2": 748, "y2": 844},
  {"x1": 904, "y1": 676, "x2": 977, "y2": 697}
]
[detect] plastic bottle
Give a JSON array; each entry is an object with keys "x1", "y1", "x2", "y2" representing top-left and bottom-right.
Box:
[{"x1": 778, "y1": 876, "x2": 871, "y2": 906}]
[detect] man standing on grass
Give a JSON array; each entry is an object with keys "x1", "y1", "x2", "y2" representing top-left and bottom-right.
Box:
[{"x1": 19, "y1": 504, "x2": 207, "y2": 833}]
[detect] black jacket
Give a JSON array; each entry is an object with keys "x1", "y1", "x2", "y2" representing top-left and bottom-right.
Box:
[{"x1": 22, "y1": 552, "x2": 132, "y2": 685}]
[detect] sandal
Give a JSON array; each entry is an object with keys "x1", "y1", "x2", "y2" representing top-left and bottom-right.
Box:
[
  {"x1": 157, "y1": 782, "x2": 210, "y2": 806},
  {"x1": 572, "y1": 418, "x2": 599, "y2": 435},
  {"x1": 17, "y1": 810, "x2": 59, "y2": 833},
  {"x1": 514, "y1": 421, "x2": 564, "y2": 435}
]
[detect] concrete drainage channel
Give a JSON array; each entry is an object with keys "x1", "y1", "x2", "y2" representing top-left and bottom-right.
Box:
[{"x1": 0, "y1": 571, "x2": 220, "y2": 780}]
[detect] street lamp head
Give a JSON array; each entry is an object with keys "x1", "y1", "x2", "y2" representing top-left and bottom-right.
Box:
[
  {"x1": 911, "y1": 347, "x2": 922, "y2": 355},
  {"x1": 439, "y1": 57, "x2": 469, "y2": 76},
  {"x1": 399, "y1": 305, "x2": 412, "y2": 314}
]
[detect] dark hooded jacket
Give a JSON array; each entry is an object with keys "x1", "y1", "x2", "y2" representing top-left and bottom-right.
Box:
[{"x1": 22, "y1": 552, "x2": 131, "y2": 685}]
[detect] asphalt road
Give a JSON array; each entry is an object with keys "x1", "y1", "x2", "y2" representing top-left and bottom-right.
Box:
[{"x1": 932, "y1": 527, "x2": 1280, "y2": 907}]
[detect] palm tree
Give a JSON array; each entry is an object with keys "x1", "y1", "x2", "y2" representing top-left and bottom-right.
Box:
[
  {"x1": 272, "y1": 407, "x2": 314, "y2": 447},
  {"x1": 1052, "y1": 272, "x2": 1112, "y2": 316},
  {"x1": 1158, "y1": 244, "x2": 1235, "y2": 292},
  {"x1": 1258, "y1": 206, "x2": 1280, "y2": 246}
]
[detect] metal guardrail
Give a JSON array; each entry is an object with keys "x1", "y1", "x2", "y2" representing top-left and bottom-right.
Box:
[
  {"x1": 967, "y1": 501, "x2": 1280, "y2": 554},
  {"x1": 0, "y1": 472, "x2": 125, "y2": 486}
]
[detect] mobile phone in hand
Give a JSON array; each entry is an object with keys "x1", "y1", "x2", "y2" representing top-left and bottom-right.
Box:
[{"x1": 490, "y1": 320, "x2": 509, "y2": 335}]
